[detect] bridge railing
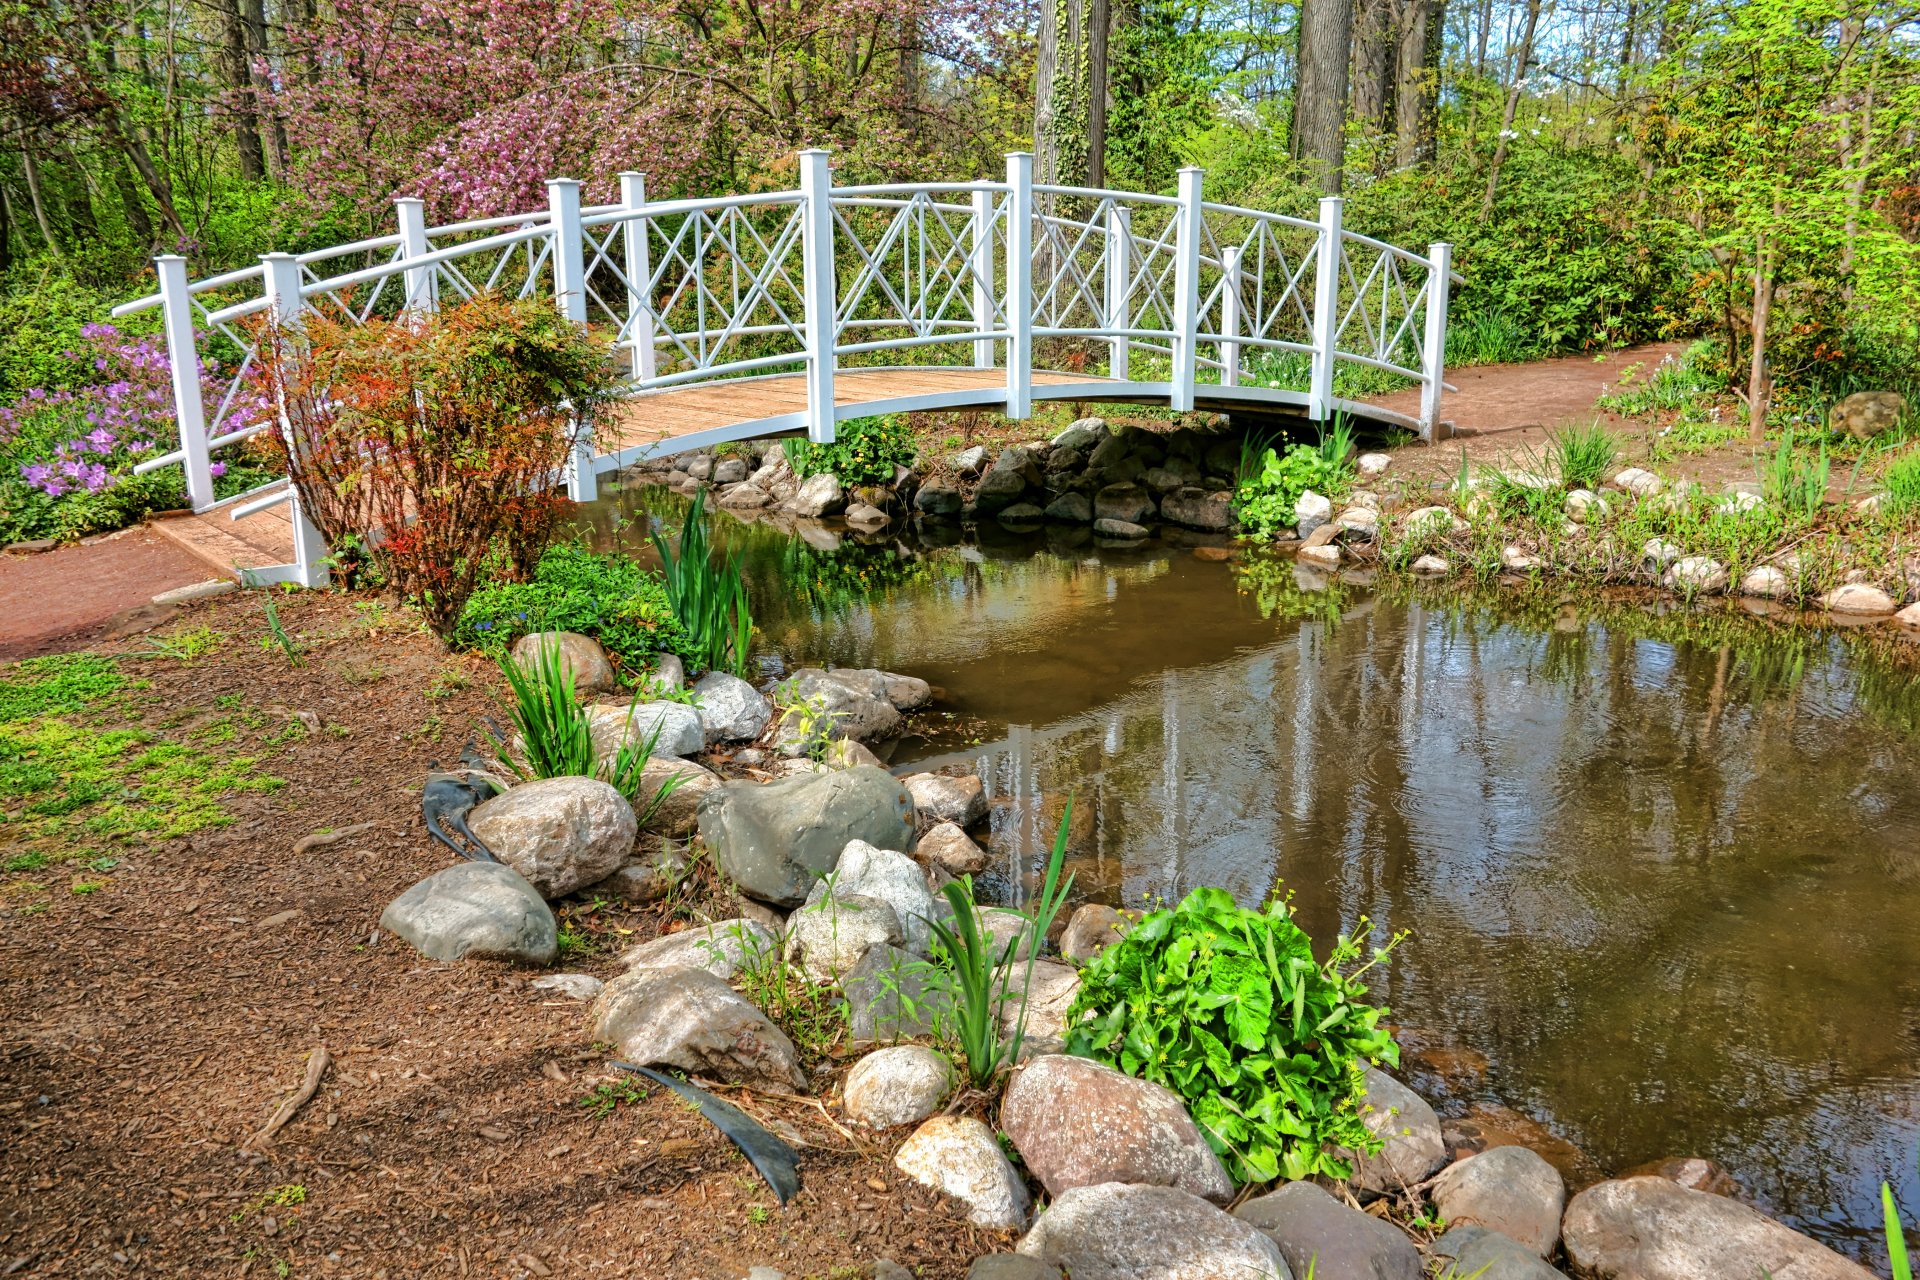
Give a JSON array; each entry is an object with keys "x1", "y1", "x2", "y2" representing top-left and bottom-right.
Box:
[{"x1": 110, "y1": 149, "x2": 1455, "y2": 585}]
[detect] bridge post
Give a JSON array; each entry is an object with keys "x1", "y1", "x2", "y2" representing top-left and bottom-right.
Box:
[
  {"x1": 1309, "y1": 195, "x2": 1344, "y2": 422},
  {"x1": 155, "y1": 254, "x2": 215, "y2": 512},
  {"x1": 260, "y1": 252, "x2": 329, "y2": 589},
  {"x1": 620, "y1": 172, "x2": 657, "y2": 384},
  {"x1": 1105, "y1": 205, "x2": 1131, "y2": 380},
  {"x1": 547, "y1": 178, "x2": 597, "y2": 502},
  {"x1": 798, "y1": 149, "x2": 839, "y2": 443},
  {"x1": 1005, "y1": 152, "x2": 1034, "y2": 420},
  {"x1": 1420, "y1": 241, "x2": 1453, "y2": 440},
  {"x1": 395, "y1": 197, "x2": 435, "y2": 317},
  {"x1": 1220, "y1": 244, "x2": 1242, "y2": 388},
  {"x1": 971, "y1": 182, "x2": 996, "y2": 371},
  {"x1": 1170, "y1": 167, "x2": 1203, "y2": 412}
]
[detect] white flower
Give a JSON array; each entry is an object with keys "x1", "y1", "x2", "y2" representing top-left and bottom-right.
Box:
[
  {"x1": 1530, "y1": 128, "x2": 1541, "y2": 136},
  {"x1": 1537, "y1": 115, "x2": 1550, "y2": 124},
  {"x1": 1586, "y1": 116, "x2": 1597, "y2": 125}
]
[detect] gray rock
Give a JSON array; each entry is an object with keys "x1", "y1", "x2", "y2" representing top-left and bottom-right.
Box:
[
  {"x1": 698, "y1": 766, "x2": 916, "y2": 906},
  {"x1": 1740, "y1": 564, "x2": 1794, "y2": 599},
  {"x1": 1002, "y1": 1054, "x2": 1234, "y2": 1204},
  {"x1": 589, "y1": 700, "x2": 705, "y2": 759},
  {"x1": 916, "y1": 479, "x2": 964, "y2": 516},
  {"x1": 633, "y1": 755, "x2": 721, "y2": 837},
  {"x1": 1613, "y1": 466, "x2": 1663, "y2": 497},
  {"x1": 151, "y1": 578, "x2": 237, "y2": 606},
  {"x1": 1822, "y1": 583, "x2": 1898, "y2": 615},
  {"x1": 780, "y1": 669, "x2": 904, "y2": 743},
  {"x1": 951, "y1": 445, "x2": 991, "y2": 476},
  {"x1": 1018, "y1": 1183, "x2": 1290, "y2": 1280},
  {"x1": 713, "y1": 457, "x2": 749, "y2": 484},
  {"x1": 1234, "y1": 1181, "x2": 1422, "y2": 1280},
  {"x1": 978, "y1": 906, "x2": 1037, "y2": 961},
  {"x1": 617, "y1": 917, "x2": 776, "y2": 980},
  {"x1": 529, "y1": 972, "x2": 604, "y2": 1000},
  {"x1": 969, "y1": 1257, "x2": 1061, "y2": 1280},
  {"x1": 1295, "y1": 490, "x2": 1333, "y2": 538},
  {"x1": 467, "y1": 776, "x2": 637, "y2": 899},
  {"x1": 1339, "y1": 1069, "x2": 1446, "y2": 1197},
  {"x1": 1160, "y1": 488, "x2": 1233, "y2": 531},
  {"x1": 380, "y1": 862, "x2": 556, "y2": 964},
  {"x1": 806, "y1": 839, "x2": 936, "y2": 955},
  {"x1": 1094, "y1": 482, "x2": 1156, "y2": 525},
  {"x1": 1357, "y1": 451, "x2": 1391, "y2": 477},
  {"x1": 895, "y1": 1116, "x2": 1031, "y2": 1229},
  {"x1": 1664, "y1": 556, "x2": 1728, "y2": 595},
  {"x1": 1562, "y1": 1176, "x2": 1873, "y2": 1280},
  {"x1": 1431, "y1": 1145, "x2": 1565, "y2": 1257},
  {"x1": 648, "y1": 652, "x2": 687, "y2": 693},
  {"x1": 839, "y1": 943, "x2": 953, "y2": 1044},
  {"x1": 717, "y1": 483, "x2": 772, "y2": 510},
  {"x1": 1047, "y1": 446, "x2": 1085, "y2": 473},
  {"x1": 822, "y1": 738, "x2": 887, "y2": 770},
  {"x1": 1044, "y1": 492, "x2": 1094, "y2": 523},
  {"x1": 693, "y1": 671, "x2": 773, "y2": 742},
  {"x1": 875, "y1": 670, "x2": 932, "y2": 710},
  {"x1": 1094, "y1": 518, "x2": 1149, "y2": 538},
  {"x1": 998, "y1": 503, "x2": 1047, "y2": 524},
  {"x1": 1430, "y1": 1226, "x2": 1566, "y2": 1280},
  {"x1": 785, "y1": 894, "x2": 906, "y2": 983},
  {"x1": 843, "y1": 1045, "x2": 956, "y2": 1129},
  {"x1": 590, "y1": 965, "x2": 805, "y2": 1090},
  {"x1": 975, "y1": 456, "x2": 1036, "y2": 513},
  {"x1": 792, "y1": 472, "x2": 845, "y2": 518},
  {"x1": 845, "y1": 502, "x2": 889, "y2": 526},
  {"x1": 684, "y1": 454, "x2": 715, "y2": 480},
  {"x1": 1059, "y1": 903, "x2": 1135, "y2": 963},
  {"x1": 903, "y1": 771, "x2": 987, "y2": 827},
  {"x1": 998, "y1": 961, "x2": 1078, "y2": 1042},
  {"x1": 510, "y1": 631, "x2": 615, "y2": 696},
  {"x1": 1052, "y1": 417, "x2": 1109, "y2": 452},
  {"x1": 598, "y1": 844, "x2": 690, "y2": 902},
  {"x1": 918, "y1": 822, "x2": 990, "y2": 876}
]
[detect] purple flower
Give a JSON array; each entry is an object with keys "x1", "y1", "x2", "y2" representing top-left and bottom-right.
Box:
[{"x1": 209, "y1": 462, "x2": 228, "y2": 478}]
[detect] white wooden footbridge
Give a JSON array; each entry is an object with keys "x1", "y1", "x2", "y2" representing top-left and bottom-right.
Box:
[{"x1": 112, "y1": 150, "x2": 1457, "y2": 586}]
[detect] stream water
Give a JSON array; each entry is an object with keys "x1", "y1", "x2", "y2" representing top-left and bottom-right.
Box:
[{"x1": 585, "y1": 483, "x2": 1920, "y2": 1265}]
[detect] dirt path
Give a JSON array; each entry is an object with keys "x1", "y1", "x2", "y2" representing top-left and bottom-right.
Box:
[{"x1": 0, "y1": 529, "x2": 212, "y2": 662}]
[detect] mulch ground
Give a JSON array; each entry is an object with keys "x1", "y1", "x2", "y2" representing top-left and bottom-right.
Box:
[{"x1": 0, "y1": 591, "x2": 1003, "y2": 1280}]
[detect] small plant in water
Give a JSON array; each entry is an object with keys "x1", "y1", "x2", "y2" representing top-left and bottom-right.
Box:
[{"x1": 652, "y1": 487, "x2": 754, "y2": 676}]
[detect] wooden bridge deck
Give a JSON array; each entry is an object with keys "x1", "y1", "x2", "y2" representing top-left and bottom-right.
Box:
[{"x1": 151, "y1": 366, "x2": 1118, "y2": 580}]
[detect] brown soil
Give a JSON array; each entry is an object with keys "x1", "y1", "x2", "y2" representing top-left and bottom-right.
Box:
[
  {"x1": 0, "y1": 528, "x2": 212, "y2": 662},
  {"x1": 0, "y1": 592, "x2": 1006, "y2": 1280}
]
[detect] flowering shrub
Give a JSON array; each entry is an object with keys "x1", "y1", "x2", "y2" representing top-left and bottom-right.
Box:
[{"x1": 0, "y1": 323, "x2": 270, "y2": 543}]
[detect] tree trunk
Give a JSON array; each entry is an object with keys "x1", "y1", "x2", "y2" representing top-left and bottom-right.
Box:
[
  {"x1": 1746, "y1": 217, "x2": 1777, "y2": 442},
  {"x1": 240, "y1": 0, "x2": 289, "y2": 179},
  {"x1": 1293, "y1": 0, "x2": 1354, "y2": 194},
  {"x1": 217, "y1": 0, "x2": 266, "y2": 182},
  {"x1": 1482, "y1": 0, "x2": 1543, "y2": 214},
  {"x1": 1394, "y1": 0, "x2": 1443, "y2": 166},
  {"x1": 1035, "y1": 0, "x2": 1094, "y2": 188},
  {"x1": 21, "y1": 147, "x2": 61, "y2": 257},
  {"x1": 0, "y1": 178, "x2": 13, "y2": 277},
  {"x1": 1472, "y1": 0, "x2": 1493, "y2": 75},
  {"x1": 1351, "y1": 0, "x2": 1399, "y2": 137},
  {"x1": 1087, "y1": 0, "x2": 1109, "y2": 187}
]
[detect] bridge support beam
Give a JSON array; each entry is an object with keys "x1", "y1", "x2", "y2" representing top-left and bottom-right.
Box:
[
  {"x1": 1170, "y1": 167, "x2": 1203, "y2": 412},
  {"x1": 1105, "y1": 205, "x2": 1131, "y2": 381},
  {"x1": 395, "y1": 197, "x2": 435, "y2": 318},
  {"x1": 156, "y1": 254, "x2": 216, "y2": 512},
  {"x1": 620, "y1": 172, "x2": 658, "y2": 384},
  {"x1": 1309, "y1": 196, "x2": 1344, "y2": 423},
  {"x1": 259, "y1": 251, "x2": 329, "y2": 589},
  {"x1": 1421, "y1": 241, "x2": 1453, "y2": 440},
  {"x1": 547, "y1": 178, "x2": 597, "y2": 502},
  {"x1": 799, "y1": 150, "x2": 840, "y2": 444},
  {"x1": 1005, "y1": 152, "x2": 1034, "y2": 420},
  {"x1": 971, "y1": 182, "x2": 996, "y2": 371}
]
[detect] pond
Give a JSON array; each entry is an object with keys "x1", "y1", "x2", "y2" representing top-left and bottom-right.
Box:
[{"x1": 584, "y1": 483, "x2": 1920, "y2": 1265}]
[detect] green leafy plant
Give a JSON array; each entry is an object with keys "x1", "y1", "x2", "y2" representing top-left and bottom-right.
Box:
[
  {"x1": 261, "y1": 596, "x2": 303, "y2": 668},
  {"x1": 453, "y1": 542, "x2": 687, "y2": 668},
  {"x1": 733, "y1": 924, "x2": 848, "y2": 1063},
  {"x1": 1063, "y1": 887, "x2": 1404, "y2": 1184},
  {"x1": 922, "y1": 799, "x2": 1076, "y2": 1089},
  {"x1": 1315, "y1": 412, "x2": 1355, "y2": 472},
  {"x1": 1758, "y1": 431, "x2": 1830, "y2": 522},
  {"x1": 577, "y1": 1078, "x2": 649, "y2": 1118},
  {"x1": 651, "y1": 488, "x2": 754, "y2": 677},
  {"x1": 1233, "y1": 443, "x2": 1351, "y2": 539},
  {"x1": 783, "y1": 413, "x2": 917, "y2": 486},
  {"x1": 1547, "y1": 422, "x2": 1620, "y2": 491}
]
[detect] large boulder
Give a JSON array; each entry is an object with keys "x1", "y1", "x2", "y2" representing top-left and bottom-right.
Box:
[
  {"x1": 589, "y1": 966, "x2": 805, "y2": 1090},
  {"x1": 843, "y1": 1045, "x2": 955, "y2": 1129},
  {"x1": 1233, "y1": 1181, "x2": 1422, "y2": 1280},
  {"x1": 839, "y1": 943, "x2": 955, "y2": 1044},
  {"x1": 589, "y1": 700, "x2": 705, "y2": 759},
  {"x1": 697, "y1": 766, "x2": 916, "y2": 906},
  {"x1": 693, "y1": 671, "x2": 773, "y2": 742},
  {"x1": 1017, "y1": 1183, "x2": 1290, "y2": 1280},
  {"x1": 1295, "y1": 490, "x2": 1332, "y2": 538},
  {"x1": 1094, "y1": 483, "x2": 1156, "y2": 525},
  {"x1": 895, "y1": 1116, "x2": 1031, "y2": 1230},
  {"x1": 916, "y1": 479, "x2": 964, "y2": 516},
  {"x1": 1430, "y1": 1145, "x2": 1565, "y2": 1257},
  {"x1": 1430, "y1": 1226, "x2": 1567, "y2": 1280},
  {"x1": 1338, "y1": 1069, "x2": 1447, "y2": 1197},
  {"x1": 792, "y1": 472, "x2": 846, "y2": 518},
  {"x1": 1001, "y1": 1054, "x2": 1234, "y2": 1204},
  {"x1": 903, "y1": 771, "x2": 987, "y2": 827},
  {"x1": 806, "y1": 839, "x2": 936, "y2": 955},
  {"x1": 785, "y1": 894, "x2": 905, "y2": 983},
  {"x1": 510, "y1": 631, "x2": 614, "y2": 696},
  {"x1": 1059, "y1": 903, "x2": 1135, "y2": 963},
  {"x1": 380, "y1": 861, "x2": 556, "y2": 963},
  {"x1": 1821, "y1": 583, "x2": 1897, "y2": 615},
  {"x1": 917, "y1": 822, "x2": 990, "y2": 876},
  {"x1": 617, "y1": 917, "x2": 776, "y2": 980},
  {"x1": 975, "y1": 450, "x2": 1041, "y2": 514},
  {"x1": 780, "y1": 669, "x2": 904, "y2": 742},
  {"x1": 632, "y1": 755, "x2": 722, "y2": 837},
  {"x1": 1045, "y1": 492, "x2": 1094, "y2": 523},
  {"x1": 467, "y1": 776, "x2": 637, "y2": 899},
  {"x1": 1160, "y1": 488, "x2": 1233, "y2": 531},
  {"x1": 1052, "y1": 417, "x2": 1109, "y2": 452},
  {"x1": 1563, "y1": 1177, "x2": 1874, "y2": 1280}
]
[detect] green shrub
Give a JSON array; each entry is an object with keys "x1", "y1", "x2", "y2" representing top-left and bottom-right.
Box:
[
  {"x1": 1884, "y1": 449, "x2": 1920, "y2": 514},
  {"x1": 1232, "y1": 443, "x2": 1351, "y2": 538},
  {"x1": 453, "y1": 544, "x2": 687, "y2": 668},
  {"x1": 1063, "y1": 887, "x2": 1403, "y2": 1184},
  {"x1": 782, "y1": 413, "x2": 916, "y2": 486}
]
